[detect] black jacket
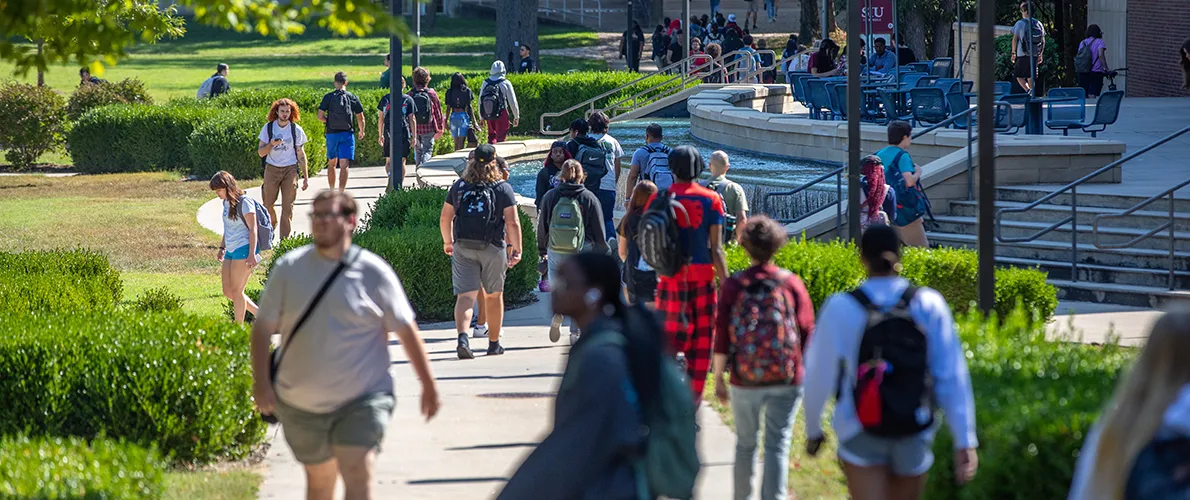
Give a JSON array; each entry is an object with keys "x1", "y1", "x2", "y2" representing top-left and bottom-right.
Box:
[
  {"x1": 537, "y1": 182, "x2": 609, "y2": 257},
  {"x1": 535, "y1": 163, "x2": 562, "y2": 209}
]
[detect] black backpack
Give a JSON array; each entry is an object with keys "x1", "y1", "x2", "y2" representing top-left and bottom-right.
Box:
[
  {"x1": 636, "y1": 189, "x2": 690, "y2": 278},
  {"x1": 447, "y1": 88, "x2": 471, "y2": 110},
  {"x1": 848, "y1": 287, "x2": 935, "y2": 438},
  {"x1": 410, "y1": 88, "x2": 433, "y2": 124},
  {"x1": 1125, "y1": 436, "x2": 1190, "y2": 499},
  {"x1": 325, "y1": 90, "x2": 355, "y2": 132},
  {"x1": 1073, "y1": 38, "x2": 1095, "y2": 74},
  {"x1": 479, "y1": 79, "x2": 507, "y2": 121},
  {"x1": 455, "y1": 181, "x2": 499, "y2": 243},
  {"x1": 574, "y1": 140, "x2": 608, "y2": 192}
]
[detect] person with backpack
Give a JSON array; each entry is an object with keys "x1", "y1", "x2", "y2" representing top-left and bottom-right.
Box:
[
  {"x1": 704, "y1": 23, "x2": 725, "y2": 48},
  {"x1": 1068, "y1": 308, "x2": 1190, "y2": 500},
  {"x1": 586, "y1": 112, "x2": 625, "y2": 239},
  {"x1": 802, "y1": 225, "x2": 978, "y2": 500},
  {"x1": 535, "y1": 141, "x2": 571, "y2": 211},
  {"x1": 197, "y1": 63, "x2": 231, "y2": 99},
  {"x1": 498, "y1": 252, "x2": 699, "y2": 500},
  {"x1": 479, "y1": 61, "x2": 520, "y2": 144},
  {"x1": 537, "y1": 159, "x2": 609, "y2": 344},
  {"x1": 564, "y1": 119, "x2": 614, "y2": 207},
  {"x1": 210, "y1": 170, "x2": 265, "y2": 324},
  {"x1": 652, "y1": 25, "x2": 671, "y2": 71},
  {"x1": 618, "y1": 180, "x2": 659, "y2": 307},
  {"x1": 626, "y1": 123, "x2": 673, "y2": 197},
  {"x1": 407, "y1": 67, "x2": 445, "y2": 167},
  {"x1": 1011, "y1": 1, "x2": 1046, "y2": 95},
  {"x1": 702, "y1": 43, "x2": 730, "y2": 84},
  {"x1": 257, "y1": 98, "x2": 310, "y2": 240},
  {"x1": 317, "y1": 72, "x2": 366, "y2": 193},
  {"x1": 440, "y1": 144, "x2": 523, "y2": 359},
  {"x1": 713, "y1": 215, "x2": 815, "y2": 500},
  {"x1": 859, "y1": 155, "x2": 896, "y2": 230},
  {"x1": 1074, "y1": 24, "x2": 1110, "y2": 98},
  {"x1": 445, "y1": 73, "x2": 479, "y2": 151},
  {"x1": 378, "y1": 75, "x2": 417, "y2": 192},
  {"x1": 876, "y1": 120, "x2": 929, "y2": 248},
  {"x1": 702, "y1": 150, "x2": 747, "y2": 243},
  {"x1": 79, "y1": 67, "x2": 105, "y2": 87}
]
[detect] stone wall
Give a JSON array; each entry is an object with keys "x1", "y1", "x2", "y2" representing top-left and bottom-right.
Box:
[{"x1": 952, "y1": 22, "x2": 1014, "y2": 85}]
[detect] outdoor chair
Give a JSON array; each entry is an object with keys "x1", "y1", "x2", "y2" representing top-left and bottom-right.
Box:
[
  {"x1": 909, "y1": 87, "x2": 949, "y2": 126},
  {"x1": 898, "y1": 71, "x2": 928, "y2": 85},
  {"x1": 946, "y1": 92, "x2": 972, "y2": 129},
  {"x1": 790, "y1": 72, "x2": 812, "y2": 104},
  {"x1": 993, "y1": 102, "x2": 1018, "y2": 134},
  {"x1": 931, "y1": 58, "x2": 954, "y2": 78},
  {"x1": 917, "y1": 75, "x2": 940, "y2": 87},
  {"x1": 908, "y1": 62, "x2": 932, "y2": 74},
  {"x1": 1045, "y1": 87, "x2": 1088, "y2": 136},
  {"x1": 805, "y1": 79, "x2": 832, "y2": 120},
  {"x1": 961, "y1": 81, "x2": 975, "y2": 92},
  {"x1": 998, "y1": 94, "x2": 1030, "y2": 134},
  {"x1": 994, "y1": 81, "x2": 1012, "y2": 95},
  {"x1": 880, "y1": 89, "x2": 913, "y2": 124},
  {"x1": 933, "y1": 78, "x2": 960, "y2": 91},
  {"x1": 1078, "y1": 90, "x2": 1124, "y2": 137},
  {"x1": 827, "y1": 84, "x2": 847, "y2": 120}
]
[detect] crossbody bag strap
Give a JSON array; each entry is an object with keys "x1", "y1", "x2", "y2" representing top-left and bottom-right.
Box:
[{"x1": 270, "y1": 247, "x2": 358, "y2": 383}]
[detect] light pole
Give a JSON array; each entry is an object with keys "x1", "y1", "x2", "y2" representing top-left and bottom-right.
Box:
[
  {"x1": 977, "y1": 0, "x2": 997, "y2": 313},
  {"x1": 846, "y1": 0, "x2": 861, "y2": 242},
  {"x1": 413, "y1": 0, "x2": 421, "y2": 68},
  {"x1": 390, "y1": 0, "x2": 404, "y2": 191}
]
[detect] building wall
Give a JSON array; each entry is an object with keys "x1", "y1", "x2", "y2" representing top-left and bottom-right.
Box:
[
  {"x1": 1125, "y1": 0, "x2": 1190, "y2": 97},
  {"x1": 952, "y1": 22, "x2": 1014, "y2": 84}
]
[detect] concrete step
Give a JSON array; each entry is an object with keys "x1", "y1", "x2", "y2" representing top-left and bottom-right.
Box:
[
  {"x1": 1047, "y1": 279, "x2": 1190, "y2": 309},
  {"x1": 995, "y1": 187, "x2": 1190, "y2": 212},
  {"x1": 996, "y1": 256, "x2": 1190, "y2": 291},
  {"x1": 926, "y1": 232, "x2": 1190, "y2": 272},
  {"x1": 931, "y1": 215, "x2": 1190, "y2": 252},
  {"x1": 949, "y1": 200, "x2": 1190, "y2": 232}
]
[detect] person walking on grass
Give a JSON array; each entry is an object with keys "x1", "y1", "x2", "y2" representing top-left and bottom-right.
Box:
[
  {"x1": 703, "y1": 150, "x2": 748, "y2": 243},
  {"x1": 211, "y1": 171, "x2": 261, "y2": 324},
  {"x1": 877, "y1": 120, "x2": 929, "y2": 247},
  {"x1": 445, "y1": 72, "x2": 478, "y2": 151},
  {"x1": 1068, "y1": 308, "x2": 1190, "y2": 500},
  {"x1": 318, "y1": 72, "x2": 366, "y2": 193},
  {"x1": 378, "y1": 75, "x2": 417, "y2": 193},
  {"x1": 440, "y1": 144, "x2": 523, "y2": 359},
  {"x1": 626, "y1": 123, "x2": 672, "y2": 194},
  {"x1": 480, "y1": 61, "x2": 520, "y2": 144},
  {"x1": 537, "y1": 159, "x2": 609, "y2": 345},
  {"x1": 197, "y1": 63, "x2": 231, "y2": 99},
  {"x1": 409, "y1": 67, "x2": 445, "y2": 167},
  {"x1": 258, "y1": 98, "x2": 310, "y2": 240},
  {"x1": 803, "y1": 225, "x2": 978, "y2": 500},
  {"x1": 714, "y1": 215, "x2": 815, "y2": 500},
  {"x1": 251, "y1": 190, "x2": 441, "y2": 500},
  {"x1": 618, "y1": 180, "x2": 658, "y2": 308},
  {"x1": 585, "y1": 112, "x2": 624, "y2": 240}
]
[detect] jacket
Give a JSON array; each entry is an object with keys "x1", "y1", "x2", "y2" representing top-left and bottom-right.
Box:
[
  {"x1": 536, "y1": 182, "x2": 609, "y2": 257},
  {"x1": 481, "y1": 61, "x2": 521, "y2": 121},
  {"x1": 535, "y1": 163, "x2": 563, "y2": 208}
]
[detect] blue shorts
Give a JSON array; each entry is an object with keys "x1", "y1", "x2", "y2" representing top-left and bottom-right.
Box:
[
  {"x1": 837, "y1": 432, "x2": 935, "y2": 477},
  {"x1": 449, "y1": 112, "x2": 470, "y2": 138},
  {"x1": 224, "y1": 245, "x2": 258, "y2": 261},
  {"x1": 326, "y1": 131, "x2": 356, "y2": 161}
]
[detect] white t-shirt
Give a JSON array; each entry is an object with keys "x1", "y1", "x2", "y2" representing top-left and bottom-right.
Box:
[
  {"x1": 256, "y1": 245, "x2": 416, "y2": 413},
  {"x1": 589, "y1": 133, "x2": 624, "y2": 192},
  {"x1": 222, "y1": 198, "x2": 256, "y2": 251},
  {"x1": 257, "y1": 121, "x2": 308, "y2": 167}
]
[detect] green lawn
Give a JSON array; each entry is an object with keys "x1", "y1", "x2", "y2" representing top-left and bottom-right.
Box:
[{"x1": 165, "y1": 470, "x2": 261, "y2": 500}]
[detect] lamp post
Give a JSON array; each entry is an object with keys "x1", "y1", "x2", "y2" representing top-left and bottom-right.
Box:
[
  {"x1": 390, "y1": 0, "x2": 404, "y2": 192},
  {"x1": 978, "y1": 0, "x2": 997, "y2": 313},
  {"x1": 846, "y1": 0, "x2": 861, "y2": 242},
  {"x1": 413, "y1": 0, "x2": 421, "y2": 68}
]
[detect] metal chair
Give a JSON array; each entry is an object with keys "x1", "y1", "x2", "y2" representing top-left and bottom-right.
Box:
[
  {"x1": 898, "y1": 71, "x2": 928, "y2": 85},
  {"x1": 994, "y1": 81, "x2": 1012, "y2": 96},
  {"x1": 993, "y1": 102, "x2": 1018, "y2": 134},
  {"x1": 998, "y1": 94, "x2": 1030, "y2": 134},
  {"x1": 1045, "y1": 87, "x2": 1088, "y2": 136},
  {"x1": 946, "y1": 92, "x2": 972, "y2": 129},
  {"x1": 827, "y1": 83, "x2": 848, "y2": 120},
  {"x1": 908, "y1": 62, "x2": 932, "y2": 74},
  {"x1": 805, "y1": 79, "x2": 832, "y2": 120},
  {"x1": 916, "y1": 75, "x2": 940, "y2": 88},
  {"x1": 933, "y1": 78, "x2": 960, "y2": 91},
  {"x1": 931, "y1": 58, "x2": 954, "y2": 78},
  {"x1": 880, "y1": 89, "x2": 913, "y2": 124},
  {"x1": 961, "y1": 81, "x2": 974, "y2": 92},
  {"x1": 909, "y1": 87, "x2": 949, "y2": 126},
  {"x1": 1078, "y1": 90, "x2": 1124, "y2": 137},
  {"x1": 791, "y1": 73, "x2": 812, "y2": 104}
]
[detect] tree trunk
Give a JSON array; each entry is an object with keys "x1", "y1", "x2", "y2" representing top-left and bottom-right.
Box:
[
  {"x1": 36, "y1": 40, "x2": 44, "y2": 87},
  {"x1": 425, "y1": 0, "x2": 439, "y2": 30},
  {"x1": 799, "y1": 0, "x2": 820, "y2": 43},
  {"x1": 825, "y1": 0, "x2": 837, "y2": 33},
  {"x1": 931, "y1": 0, "x2": 955, "y2": 58},
  {"x1": 902, "y1": 7, "x2": 927, "y2": 63},
  {"x1": 496, "y1": 0, "x2": 538, "y2": 71}
]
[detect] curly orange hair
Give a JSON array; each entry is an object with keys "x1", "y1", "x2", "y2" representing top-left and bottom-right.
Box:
[{"x1": 266, "y1": 98, "x2": 301, "y2": 122}]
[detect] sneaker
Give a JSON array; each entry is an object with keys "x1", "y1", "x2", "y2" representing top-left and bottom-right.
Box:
[
  {"x1": 472, "y1": 323, "x2": 489, "y2": 339},
  {"x1": 549, "y1": 314, "x2": 563, "y2": 343},
  {"x1": 569, "y1": 332, "x2": 580, "y2": 345},
  {"x1": 457, "y1": 334, "x2": 474, "y2": 360},
  {"x1": 487, "y1": 341, "x2": 505, "y2": 356},
  {"x1": 538, "y1": 279, "x2": 550, "y2": 293}
]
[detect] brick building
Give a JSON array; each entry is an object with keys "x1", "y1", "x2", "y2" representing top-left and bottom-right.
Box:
[{"x1": 1090, "y1": 0, "x2": 1190, "y2": 97}]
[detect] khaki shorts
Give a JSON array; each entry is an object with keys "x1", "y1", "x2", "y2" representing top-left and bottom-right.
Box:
[
  {"x1": 747, "y1": 0, "x2": 760, "y2": 12},
  {"x1": 452, "y1": 240, "x2": 508, "y2": 294},
  {"x1": 275, "y1": 393, "x2": 395, "y2": 465}
]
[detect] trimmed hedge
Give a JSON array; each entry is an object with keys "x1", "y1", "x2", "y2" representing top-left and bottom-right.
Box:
[
  {"x1": 188, "y1": 108, "x2": 327, "y2": 180},
  {"x1": 0, "y1": 435, "x2": 166, "y2": 499},
  {"x1": 0, "y1": 311, "x2": 266, "y2": 463},
  {"x1": 66, "y1": 78, "x2": 153, "y2": 121},
  {"x1": 0, "y1": 82, "x2": 67, "y2": 170},
  {"x1": 68, "y1": 104, "x2": 219, "y2": 174},
  {"x1": 0, "y1": 249, "x2": 122, "y2": 314}
]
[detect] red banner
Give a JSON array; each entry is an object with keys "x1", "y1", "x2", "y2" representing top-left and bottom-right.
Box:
[{"x1": 861, "y1": 0, "x2": 895, "y2": 34}]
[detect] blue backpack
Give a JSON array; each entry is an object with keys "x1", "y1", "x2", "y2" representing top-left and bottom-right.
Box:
[
  {"x1": 888, "y1": 150, "x2": 934, "y2": 226},
  {"x1": 239, "y1": 196, "x2": 275, "y2": 251}
]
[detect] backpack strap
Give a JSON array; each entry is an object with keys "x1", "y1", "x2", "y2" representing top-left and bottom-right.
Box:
[
  {"x1": 848, "y1": 288, "x2": 877, "y2": 312},
  {"x1": 890, "y1": 150, "x2": 908, "y2": 185},
  {"x1": 893, "y1": 286, "x2": 918, "y2": 311}
]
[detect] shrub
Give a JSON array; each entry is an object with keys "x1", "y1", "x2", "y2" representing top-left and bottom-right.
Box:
[
  {"x1": 66, "y1": 78, "x2": 153, "y2": 121},
  {"x1": 191, "y1": 108, "x2": 327, "y2": 180},
  {"x1": 132, "y1": 286, "x2": 184, "y2": 313},
  {"x1": 222, "y1": 287, "x2": 262, "y2": 322},
  {"x1": 0, "y1": 249, "x2": 122, "y2": 314},
  {"x1": 362, "y1": 186, "x2": 452, "y2": 231},
  {"x1": 0, "y1": 311, "x2": 267, "y2": 463},
  {"x1": 0, "y1": 82, "x2": 67, "y2": 170},
  {"x1": 68, "y1": 104, "x2": 219, "y2": 174},
  {"x1": 0, "y1": 435, "x2": 166, "y2": 499}
]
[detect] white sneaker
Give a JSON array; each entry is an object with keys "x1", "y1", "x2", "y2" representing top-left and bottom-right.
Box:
[
  {"x1": 472, "y1": 324, "x2": 489, "y2": 339},
  {"x1": 549, "y1": 315, "x2": 563, "y2": 343},
  {"x1": 569, "y1": 332, "x2": 580, "y2": 345}
]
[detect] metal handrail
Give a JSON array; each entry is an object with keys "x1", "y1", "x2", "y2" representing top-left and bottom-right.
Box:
[
  {"x1": 1092, "y1": 177, "x2": 1190, "y2": 290},
  {"x1": 996, "y1": 124, "x2": 1190, "y2": 284},
  {"x1": 595, "y1": 49, "x2": 778, "y2": 120}
]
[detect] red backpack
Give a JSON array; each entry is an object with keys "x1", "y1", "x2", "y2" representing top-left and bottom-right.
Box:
[{"x1": 728, "y1": 271, "x2": 801, "y2": 385}]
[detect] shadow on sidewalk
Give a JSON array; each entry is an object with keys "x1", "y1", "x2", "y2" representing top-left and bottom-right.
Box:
[
  {"x1": 406, "y1": 477, "x2": 508, "y2": 485},
  {"x1": 436, "y1": 372, "x2": 561, "y2": 381},
  {"x1": 444, "y1": 442, "x2": 539, "y2": 451}
]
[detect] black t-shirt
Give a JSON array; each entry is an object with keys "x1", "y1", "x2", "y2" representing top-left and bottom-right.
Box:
[
  {"x1": 319, "y1": 89, "x2": 365, "y2": 133},
  {"x1": 447, "y1": 179, "x2": 517, "y2": 247},
  {"x1": 378, "y1": 93, "x2": 415, "y2": 141},
  {"x1": 519, "y1": 57, "x2": 535, "y2": 73},
  {"x1": 445, "y1": 88, "x2": 473, "y2": 111}
]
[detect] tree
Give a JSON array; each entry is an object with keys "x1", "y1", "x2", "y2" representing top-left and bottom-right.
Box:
[
  {"x1": 496, "y1": 0, "x2": 538, "y2": 74},
  {"x1": 930, "y1": 0, "x2": 956, "y2": 58},
  {"x1": 799, "y1": 0, "x2": 820, "y2": 43}
]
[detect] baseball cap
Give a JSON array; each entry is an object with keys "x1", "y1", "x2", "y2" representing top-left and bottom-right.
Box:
[
  {"x1": 474, "y1": 144, "x2": 497, "y2": 164},
  {"x1": 728, "y1": 14, "x2": 736, "y2": 22}
]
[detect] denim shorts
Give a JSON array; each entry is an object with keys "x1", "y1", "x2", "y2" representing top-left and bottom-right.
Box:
[
  {"x1": 224, "y1": 245, "x2": 257, "y2": 261},
  {"x1": 449, "y1": 112, "x2": 470, "y2": 138},
  {"x1": 838, "y1": 431, "x2": 935, "y2": 477},
  {"x1": 325, "y1": 131, "x2": 356, "y2": 160}
]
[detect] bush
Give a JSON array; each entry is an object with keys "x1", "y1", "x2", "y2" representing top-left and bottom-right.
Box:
[
  {"x1": 222, "y1": 287, "x2": 262, "y2": 322},
  {"x1": 0, "y1": 311, "x2": 267, "y2": 463},
  {"x1": 0, "y1": 82, "x2": 67, "y2": 170},
  {"x1": 132, "y1": 286, "x2": 184, "y2": 313},
  {"x1": 68, "y1": 104, "x2": 219, "y2": 174},
  {"x1": 66, "y1": 78, "x2": 153, "y2": 121},
  {"x1": 0, "y1": 435, "x2": 166, "y2": 499},
  {"x1": 0, "y1": 249, "x2": 122, "y2": 314},
  {"x1": 362, "y1": 186, "x2": 451, "y2": 231}
]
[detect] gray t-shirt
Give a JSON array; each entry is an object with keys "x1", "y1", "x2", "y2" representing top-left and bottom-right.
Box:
[
  {"x1": 257, "y1": 245, "x2": 416, "y2": 413},
  {"x1": 1012, "y1": 18, "x2": 1045, "y2": 57}
]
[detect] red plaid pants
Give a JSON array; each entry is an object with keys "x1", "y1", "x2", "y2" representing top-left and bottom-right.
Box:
[{"x1": 656, "y1": 277, "x2": 716, "y2": 405}]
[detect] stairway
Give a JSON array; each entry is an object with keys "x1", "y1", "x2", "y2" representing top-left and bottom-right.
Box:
[{"x1": 927, "y1": 187, "x2": 1190, "y2": 308}]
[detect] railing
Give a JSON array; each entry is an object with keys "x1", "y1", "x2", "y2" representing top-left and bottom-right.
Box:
[
  {"x1": 997, "y1": 124, "x2": 1190, "y2": 284},
  {"x1": 1092, "y1": 177, "x2": 1190, "y2": 290},
  {"x1": 466, "y1": 0, "x2": 613, "y2": 30}
]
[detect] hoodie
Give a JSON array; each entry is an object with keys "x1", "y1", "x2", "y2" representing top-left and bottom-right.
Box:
[
  {"x1": 536, "y1": 142, "x2": 571, "y2": 208},
  {"x1": 481, "y1": 61, "x2": 520, "y2": 121},
  {"x1": 536, "y1": 182, "x2": 609, "y2": 257}
]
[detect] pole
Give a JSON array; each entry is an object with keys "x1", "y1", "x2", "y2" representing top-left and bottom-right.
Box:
[
  {"x1": 955, "y1": 0, "x2": 962, "y2": 79},
  {"x1": 684, "y1": 0, "x2": 691, "y2": 74},
  {"x1": 892, "y1": 0, "x2": 898, "y2": 84},
  {"x1": 390, "y1": 0, "x2": 404, "y2": 192},
  {"x1": 627, "y1": 0, "x2": 635, "y2": 72},
  {"x1": 1027, "y1": 0, "x2": 1036, "y2": 96},
  {"x1": 821, "y1": 0, "x2": 828, "y2": 41},
  {"x1": 413, "y1": 0, "x2": 421, "y2": 68},
  {"x1": 977, "y1": 0, "x2": 996, "y2": 313},
  {"x1": 846, "y1": 0, "x2": 861, "y2": 242}
]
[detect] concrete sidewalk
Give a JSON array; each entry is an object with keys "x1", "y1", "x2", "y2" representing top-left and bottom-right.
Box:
[{"x1": 258, "y1": 296, "x2": 736, "y2": 499}]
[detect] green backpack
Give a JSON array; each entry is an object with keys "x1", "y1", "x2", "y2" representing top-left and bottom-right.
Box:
[{"x1": 548, "y1": 195, "x2": 585, "y2": 254}]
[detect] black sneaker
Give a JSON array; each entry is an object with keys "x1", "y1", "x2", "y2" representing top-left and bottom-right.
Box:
[
  {"x1": 487, "y1": 341, "x2": 505, "y2": 356},
  {"x1": 457, "y1": 334, "x2": 474, "y2": 360}
]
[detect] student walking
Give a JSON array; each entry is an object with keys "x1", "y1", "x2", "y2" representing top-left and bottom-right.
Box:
[
  {"x1": 618, "y1": 180, "x2": 659, "y2": 307},
  {"x1": 318, "y1": 72, "x2": 366, "y2": 192},
  {"x1": 440, "y1": 144, "x2": 523, "y2": 359},
  {"x1": 1011, "y1": 1, "x2": 1046, "y2": 94},
  {"x1": 586, "y1": 112, "x2": 624, "y2": 239},
  {"x1": 409, "y1": 67, "x2": 445, "y2": 166},
  {"x1": 479, "y1": 61, "x2": 520, "y2": 144},
  {"x1": 378, "y1": 75, "x2": 417, "y2": 192},
  {"x1": 210, "y1": 171, "x2": 262, "y2": 324},
  {"x1": 1068, "y1": 308, "x2": 1190, "y2": 500},
  {"x1": 564, "y1": 119, "x2": 615, "y2": 234},
  {"x1": 197, "y1": 63, "x2": 231, "y2": 99},
  {"x1": 518, "y1": 44, "x2": 536, "y2": 73},
  {"x1": 703, "y1": 150, "x2": 748, "y2": 243},
  {"x1": 251, "y1": 190, "x2": 440, "y2": 500},
  {"x1": 860, "y1": 155, "x2": 895, "y2": 229},
  {"x1": 537, "y1": 160, "x2": 609, "y2": 344},
  {"x1": 877, "y1": 120, "x2": 929, "y2": 247},
  {"x1": 702, "y1": 43, "x2": 729, "y2": 84},
  {"x1": 444, "y1": 72, "x2": 478, "y2": 151},
  {"x1": 803, "y1": 225, "x2": 978, "y2": 500},
  {"x1": 257, "y1": 98, "x2": 310, "y2": 240},
  {"x1": 713, "y1": 215, "x2": 815, "y2": 500},
  {"x1": 535, "y1": 141, "x2": 571, "y2": 210},
  {"x1": 1074, "y1": 25, "x2": 1110, "y2": 98},
  {"x1": 626, "y1": 123, "x2": 672, "y2": 193}
]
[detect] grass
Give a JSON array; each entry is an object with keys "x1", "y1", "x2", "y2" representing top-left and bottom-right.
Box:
[
  {"x1": 704, "y1": 376, "x2": 849, "y2": 499},
  {"x1": 164, "y1": 470, "x2": 261, "y2": 500}
]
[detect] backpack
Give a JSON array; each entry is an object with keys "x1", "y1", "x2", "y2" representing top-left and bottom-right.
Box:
[
  {"x1": 547, "y1": 195, "x2": 585, "y2": 254},
  {"x1": 575, "y1": 141, "x2": 608, "y2": 192},
  {"x1": 1073, "y1": 38, "x2": 1095, "y2": 73},
  {"x1": 479, "y1": 79, "x2": 507, "y2": 121},
  {"x1": 637, "y1": 189, "x2": 690, "y2": 278},
  {"x1": 325, "y1": 90, "x2": 355, "y2": 132},
  {"x1": 1125, "y1": 436, "x2": 1190, "y2": 499},
  {"x1": 728, "y1": 271, "x2": 801, "y2": 385},
  {"x1": 446, "y1": 88, "x2": 470, "y2": 110},
  {"x1": 410, "y1": 88, "x2": 433, "y2": 124},
  {"x1": 642, "y1": 144, "x2": 674, "y2": 191},
  {"x1": 196, "y1": 76, "x2": 216, "y2": 99},
  {"x1": 260, "y1": 120, "x2": 297, "y2": 169},
  {"x1": 702, "y1": 178, "x2": 738, "y2": 243},
  {"x1": 239, "y1": 197, "x2": 275, "y2": 251},
  {"x1": 1024, "y1": 18, "x2": 1045, "y2": 57},
  {"x1": 888, "y1": 150, "x2": 934, "y2": 226},
  {"x1": 848, "y1": 287, "x2": 934, "y2": 438},
  {"x1": 454, "y1": 181, "x2": 499, "y2": 243}
]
